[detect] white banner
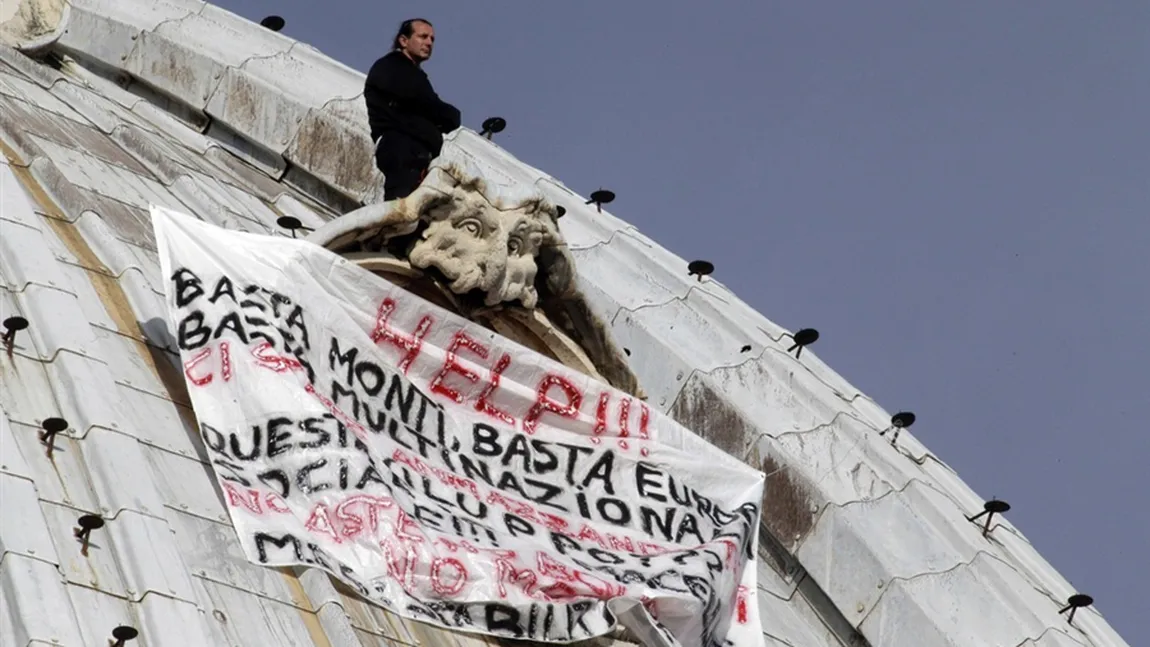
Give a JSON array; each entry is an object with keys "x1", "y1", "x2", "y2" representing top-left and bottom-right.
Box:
[{"x1": 152, "y1": 205, "x2": 766, "y2": 647}]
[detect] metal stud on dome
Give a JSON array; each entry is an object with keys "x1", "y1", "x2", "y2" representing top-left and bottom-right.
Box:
[
  {"x1": 787, "y1": 328, "x2": 819, "y2": 359},
  {"x1": 880, "y1": 411, "x2": 916, "y2": 444},
  {"x1": 687, "y1": 260, "x2": 714, "y2": 282},
  {"x1": 1058, "y1": 594, "x2": 1093, "y2": 625},
  {"x1": 260, "y1": 15, "x2": 285, "y2": 32},
  {"x1": 3, "y1": 315, "x2": 28, "y2": 351},
  {"x1": 276, "y1": 216, "x2": 313, "y2": 239},
  {"x1": 39, "y1": 417, "x2": 68, "y2": 458},
  {"x1": 75, "y1": 513, "x2": 105, "y2": 556},
  {"x1": 480, "y1": 117, "x2": 506, "y2": 140},
  {"x1": 586, "y1": 189, "x2": 615, "y2": 213},
  {"x1": 110, "y1": 625, "x2": 139, "y2": 646},
  {"x1": 965, "y1": 498, "x2": 1011, "y2": 537}
]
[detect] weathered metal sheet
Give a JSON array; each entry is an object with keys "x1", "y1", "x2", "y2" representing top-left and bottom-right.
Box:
[
  {"x1": 165, "y1": 509, "x2": 301, "y2": 606},
  {"x1": 255, "y1": 43, "x2": 365, "y2": 108},
  {"x1": 65, "y1": 585, "x2": 138, "y2": 646},
  {"x1": 204, "y1": 118, "x2": 288, "y2": 179},
  {"x1": 570, "y1": 241, "x2": 690, "y2": 314},
  {"x1": 756, "y1": 582, "x2": 844, "y2": 647},
  {"x1": 113, "y1": 383, "x2": 207, "y2": 461},
  {"x1": 859, "y1": 552, "x2": 1064, "y2": 647},
  {"x1": 57, "y1": 0, "x2": 205, "y2": 70},
  {"x1": 0, "y1": 159, "x2": 43, "y2": 229},
  {"x1": 72, "y1": 215, "x2": 165, "y2": 295},
  {"x1": 109, "y1": 122, "x2": 203, "y2": 185},
  {"x1": 701, "y1": 352, "x2": 852, "y2": 434},
  {"x1": 206, "y1": 66, "x2": 305, "y2": 155},
  {"x1": 10, "y1": 285, "x2": 100, "y2": 365},
  {"x1": 0, "y1": 411, "x2": 34, "y2": 481},
  {"x1": 285, "y1": 103, "x2": 377, "y2": 200},
  {"x1": 143, "y1": 446, "x2": 224, "y2": 520},
  {"x1": 4, "y1": 417, "x2": 99, "y2": 513},
  {"x1": 0, "y1": 70, "x2": 87, "y2": 123},
  {"x1": 0, "y1": 40, "x2": 66, "y2": 89},
  {"x1": 136, "y1": 592, "x2": 218, "y2": 647},
  {"x1": 42, "y1": 499, "x2": 130, "y2": 597},
  {"x1": 124, "y1": 3, "x2": 292, "y2": 112},
  {"x1": 203, "y1": 145, "x2": 293, "y2": 203},
  {"x1": 106, "y1": 509, "x2": 199, "y2": 603},
  {"x1": 26, "y1": 137, "x2": 187, "y2": 214},
  {"x1": 197, "y1": 577, "x2": 337, "y2": 647},
  {"x1": 0, "y1": 554, "x2": 85, "y2": 646},
  {"x1": 122, "y1": 29, "x2": 225, "y2": 111},
  {"x1": 80, "y1": 428, "x2": 169, "y2": 518},
  {"x1": 49, "y1": 77, "x2": 145, "y2": 135},
  {"x1": 0, "y1": 221, "x2": 75, "y2": 294},
  {"x1": 535, "y1": 177, "x2": 635, "y2": 249},
  {"x1": 89, "y1": 325, "x2": 170, "y2": 399},
  {"x1": 773, "y1": 413, "x2": 913, "y2": 505},
  {"x1": 43, "y1": 351, "x2": 127, "y2": 438},
  {"x1": 0, "y1": 472, "x2": 60, "y2": 564},
  {"x1": 798, "y1": 480, "x2": 985, "y2": 627}
]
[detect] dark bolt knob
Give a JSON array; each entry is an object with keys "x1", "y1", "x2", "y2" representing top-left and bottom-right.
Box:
[
  {"x1": 965, "y1": 499, "x2": 1011, "y2": 537},
  {"x1": 39, "y1": 417, "x2": 68, "y2": 458},
  {"x1": 276, "y1": 215, "x2": 313, "y2": 239},
  {"x1": 74, "y1": 514, "x2": 105, "y2": 556},
  {"x1": 1058, "y1": 593, "x2": 1094, "y2": 625},
  {"x1": 586, "y1": 189, "x2": 615, "y2": 213},
  {"x1": 110, "y1": 625, "x2": 139, "y2": 646},
  {"x1": 881, "y1": 411, "x2": 917, "y2": 444},
  {"x1": 480, "y1": 117, "x2": 506, "y2": 139},
  {"x1": 3, "y1": 315, "x2": 28, "y2": 350},
  {"x1": 787, "y1": 328, "x2": 819, "y2": 359},
  {"x1": 687, "y1": 260, "x2": 714, "y2": 282},
  {"x1": 259, "y1": 16, "x2": 285, "y2": 32}
]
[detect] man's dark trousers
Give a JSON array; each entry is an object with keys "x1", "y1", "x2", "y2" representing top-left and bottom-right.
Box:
[{"x1": 376, "y1": 132, "x2": 433, "y2": 200}]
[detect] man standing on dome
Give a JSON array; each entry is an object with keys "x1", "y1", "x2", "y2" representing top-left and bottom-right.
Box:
[{"x1": 365, "y1": 18, "x2": 461, "y2": 200}]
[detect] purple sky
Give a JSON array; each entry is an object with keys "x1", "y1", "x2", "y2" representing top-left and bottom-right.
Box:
[{"x1": 216, "y1": 1, "x2": 1147, "y2": 637}]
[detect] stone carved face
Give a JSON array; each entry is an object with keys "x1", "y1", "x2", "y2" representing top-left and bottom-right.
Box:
[
  {"x1": 312, "y1": 165, "x2": 572, "y2": 310},
  {"x1": 408, "y1": 188, "x2": 554, "y2": 307}
]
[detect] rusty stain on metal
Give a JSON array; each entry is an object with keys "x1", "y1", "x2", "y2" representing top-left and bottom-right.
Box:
[
  {"x1": 760, "y1": 455, "x2": 815, "y2": 550},
  {"x1": 0, "y1": 139, "x2": 194, "y2": 420},
  {"x1": 218, "y1": 72, "x2": 265, "y2": 136},
  {"x1": 290, "y1": 109, "x2": 374, "y2": 195},
  {"x1": 668, "y1": 377, "x2": 752, "y2": 458}
]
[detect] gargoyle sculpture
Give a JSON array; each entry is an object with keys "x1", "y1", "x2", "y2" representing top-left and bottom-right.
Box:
[{"x1": 307, "y1": 163, "x2": 641, "y2": 398}]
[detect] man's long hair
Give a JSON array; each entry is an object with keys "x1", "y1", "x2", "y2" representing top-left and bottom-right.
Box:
[{"x1": 392, "y1": 18, "x2": 433, "y2": 51}]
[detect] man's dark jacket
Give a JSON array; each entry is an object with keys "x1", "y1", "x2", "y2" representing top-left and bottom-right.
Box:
[{"x1": 364, "y1": 50, "x2": 460, "y2": 158}]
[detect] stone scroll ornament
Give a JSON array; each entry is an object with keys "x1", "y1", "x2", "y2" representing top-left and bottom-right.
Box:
[{"x1": 153, "y1": 203, "x2": 767, "y2": 647}]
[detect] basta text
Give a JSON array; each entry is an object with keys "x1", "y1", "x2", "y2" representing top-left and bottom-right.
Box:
[{"x1": 169, "y1": 268, "x2": 315, "y2": 383}]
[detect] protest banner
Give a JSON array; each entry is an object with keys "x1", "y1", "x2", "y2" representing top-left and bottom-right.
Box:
[{"x1": 152, "y1": 204, "x2": 766, "y2": 646}]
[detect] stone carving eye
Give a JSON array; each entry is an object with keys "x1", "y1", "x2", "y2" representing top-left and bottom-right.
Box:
[
  {"x1": 508, "y1": 237, "x2": 522, "y2": 254},
  {"x1": 456, "y1": 218, "x2": 482, "y2": 236}
]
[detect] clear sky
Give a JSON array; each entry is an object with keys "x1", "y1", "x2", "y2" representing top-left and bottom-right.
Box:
[{"x1": 216, "y1": 0, "x2": 1147, "y2": 638}]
